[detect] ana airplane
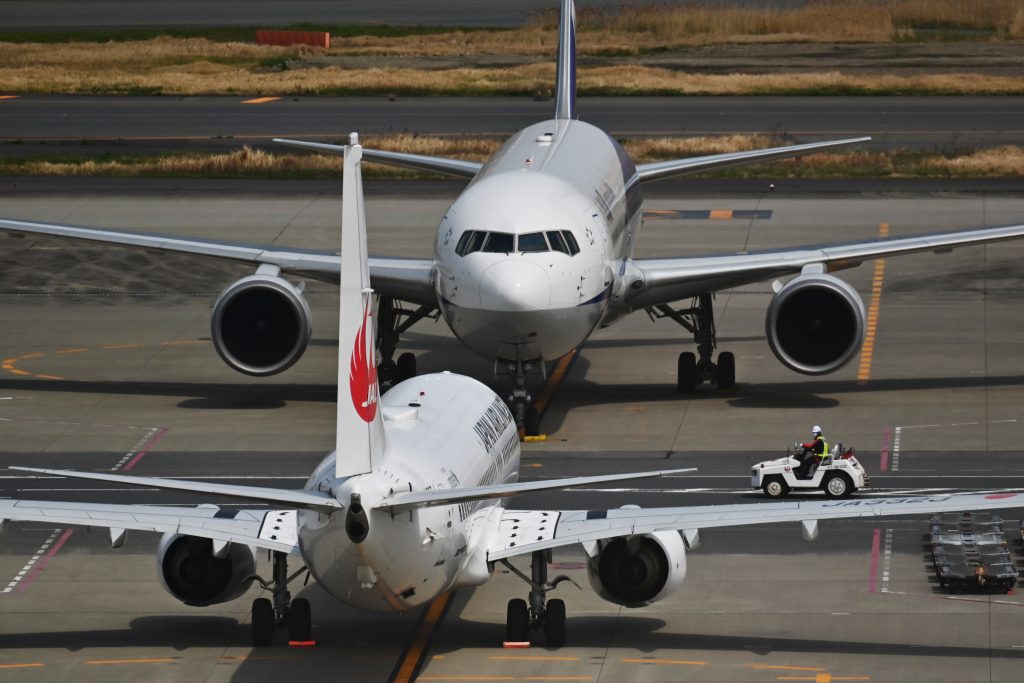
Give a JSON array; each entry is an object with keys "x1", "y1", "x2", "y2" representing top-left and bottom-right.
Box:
[
  {"x1": 4, "y1": 137, "x2": 1024, "y2": 648},
  {"x1": 3, "y1": 0, "x2": 1024, "y2": 434}
]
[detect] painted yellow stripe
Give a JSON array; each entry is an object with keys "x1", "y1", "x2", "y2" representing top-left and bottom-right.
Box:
[
  {"x1": 101, "y1": 343, "x2": 143, "y2": 350},
  {"x1": 0, "y1": 662, "x2": 44, "y2": 668},
  {"x1": 165, "y1": 339, "x2": 206, "y2": 346},
  {"x1": 18, "y1": 352, "x2": 44, "y2": 360},
  {"x1": 35, "y1": 374, "x2": 65, "y2": 381},
  {"x1": 0, "y1": 96, "x2": 19, "y2": 100},
  {"x1": 532, "y1": 348, "x2": 577, "y2": 416},
  {"x1": 708, "y1": 209, "x2": 733, "y2": 220},
  {"x1": 417, "y1": 677, "x2": 515, "y2": 681},
  {"x1": 489, "y1": 655, "x2": 579, "y2": 661},
  {"x1": 56, "y1": 348, "x2": 88, "y2": 354},
  {"x1": 8, "y1": 368, "x2": 29, "y2": 376},
  {"x1": 857, "y1": 223, "x2": 889, "y2": 382},
  {"x1": 622, "y1": 658, "x2": 707, "y2": 666},
  {"x1": 85, "y1": 658, "x2": 177, "y2": 665},
  {"x1": 242, "y1": 96, "x2": 281, "y2": 104},
  {"x1": 392, "y1": 593, "x2": 452, "y2": 683}
]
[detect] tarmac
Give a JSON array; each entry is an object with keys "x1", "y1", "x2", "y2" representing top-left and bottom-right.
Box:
[{"x1": 1, "y1": 180, "x2": 1024, "y2": 682}]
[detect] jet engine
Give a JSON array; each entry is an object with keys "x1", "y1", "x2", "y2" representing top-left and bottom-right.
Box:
[
  {"x1": 586, "y1": 530, "x2": 687, "y2": 607},
  {"x1": 765, "y1": 273, "x2": 865, "y2": 375},
  {"x1": 157, "y1": 533, "x2": 256, "y2": 606},
  {"x1": 211, "y1": 273, "x2": 312, "y2": 376}
]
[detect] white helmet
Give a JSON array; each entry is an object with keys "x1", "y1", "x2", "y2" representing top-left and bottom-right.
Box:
[{"x1": 812, "y1": 425, "x2": 822, "y2": 434}]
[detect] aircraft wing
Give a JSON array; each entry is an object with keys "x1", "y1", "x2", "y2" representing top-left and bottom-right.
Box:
[
  {"x1": 487, "y1": 492, "x2": 1024, "y2": 561},
  {"x1": 274, "y1": 138, "x2": 482, "y2": 179},
  {"x1": 634, "y1": 137, "x2": 871, "y2": 183},
  {"x1": 0, "y1": 499, "x2": 299, "y2": 554},
  {"x1": 0, "y1": 217, "x2": 436, "y2": 304},
  {"x1": 627, "y1": 222, "x2": 1024, "y2": 310}
]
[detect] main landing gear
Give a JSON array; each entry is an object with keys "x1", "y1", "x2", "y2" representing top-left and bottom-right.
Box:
[
  {"x1": 249, "y1": 551, "x2": 312, "y2": 646},
  {"x1": 499, "y1": 550, "x2": 578, "y2": 647},
  {"x1": 497, "y1": 359, "x2": 545, "y2": 436},
  {"x1": 648, "y1": 292, "x2": 735, "y2": 393},
  {"x1": 376, "y1": 295, "x2": 438, "y2": 386}
]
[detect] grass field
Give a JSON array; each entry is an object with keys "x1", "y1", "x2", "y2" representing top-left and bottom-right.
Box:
[
  {"x1": 4, "y1": 137, "x2": 1022, "y2": 180},
  {"x1": 1, "y1": 1, "x2": 1023, "y2": 96}
]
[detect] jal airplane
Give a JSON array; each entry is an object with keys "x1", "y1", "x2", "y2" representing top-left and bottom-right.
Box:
[
  {"x1": 3, "y1": 0, "x2": 1024, "y2": 433},
  {"x1": 3, "y1": 138, "x2": 1024, "y2": 648}
]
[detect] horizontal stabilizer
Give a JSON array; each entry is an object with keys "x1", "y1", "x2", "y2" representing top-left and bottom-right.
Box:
[
  {"x1": 374, "y1": 467, "x2": 696, "y2": 512},
  {"x1": 10, "y1": 467, "x2": 342, "y2": 512},
  {"x1": 274, "y1": 138, "x2": 482, "y2": 179},
  {"x1": 636, "y1": 136, "x2": 871, "y2": 183}
]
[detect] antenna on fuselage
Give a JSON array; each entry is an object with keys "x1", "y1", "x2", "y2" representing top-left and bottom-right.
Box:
[
  {"x1": 336, "y1": 131, "x2": 385, "y2": 478},
  {"x1": 554, "y1": 0, "x2": 577, "y2": 120}
]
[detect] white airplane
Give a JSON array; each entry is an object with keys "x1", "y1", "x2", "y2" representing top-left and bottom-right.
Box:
[
  {"x1": 3, "y1": 0, "x2": 1024, "y2": 435},
  {"x1": 4, "y1": 138, "x2": 1024, "y2": 649}
]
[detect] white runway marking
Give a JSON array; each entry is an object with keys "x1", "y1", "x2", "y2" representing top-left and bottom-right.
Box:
[{"x1": 1, "y1": 528, "x2": 61, "y2": 594}]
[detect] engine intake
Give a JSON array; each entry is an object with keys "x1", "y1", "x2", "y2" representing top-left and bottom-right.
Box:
[
  {"x1": 157, "y1": 534, "x2": 256, "y2": 606},
  {"x1": 765, "y1": 273, "x2": 865, "y2": 375},
  {"x1": 211, "y1": 274, "x2": 312, "y2": 376},
  {"x1": 586, "y1": 530, "x2": 686, "y2": 607}
]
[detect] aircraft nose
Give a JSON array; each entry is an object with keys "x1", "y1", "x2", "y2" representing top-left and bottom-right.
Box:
[{"x1": 479, "y1": 259, "x2": 551, "y2": 311}]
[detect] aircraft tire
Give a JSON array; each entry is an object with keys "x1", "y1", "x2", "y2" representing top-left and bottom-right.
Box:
[
  {"x1": 251, "y1": 597, "x2": 275, "y2": 646},
  {"x1": 677, "y1": 352, "x2": 697, "y2": 393},
  {"x1": 524, "y1": 407, "x2": 541, "y2": 437},
  {"x1": 288, "y1": 598, "x2": 312, "y2": 642},
  {"x1": 716, "y1": 352, "x2": 736, "y2": 389},
  {"x1": 506, "y1": 598, "x2": 529, "y2": 643},
  {"x1": 395, "y1": 353, "x2": 417, "y2": 383},
  {"x1": 544, "y1": 599, "x2": 566, "y2": 648}
]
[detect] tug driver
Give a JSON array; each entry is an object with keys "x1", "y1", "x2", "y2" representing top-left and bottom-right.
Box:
[{"x1": 796, "y1": 425, "x2": 828, "y2": 479}]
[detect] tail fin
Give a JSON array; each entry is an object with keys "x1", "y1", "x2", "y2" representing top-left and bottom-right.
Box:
[
  {"x1": 337, "y1": 133, "x2": 385, "y2": 478},
  {"x1": 554, "y1": 0, "x2": 576, "y2": 120}
]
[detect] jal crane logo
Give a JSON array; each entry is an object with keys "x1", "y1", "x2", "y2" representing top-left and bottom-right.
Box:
[{"x1": 349, "y1": 297, "x2": 379, "y2": 422}]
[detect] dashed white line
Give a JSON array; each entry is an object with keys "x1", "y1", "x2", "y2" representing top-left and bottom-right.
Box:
[
  {"x1": 881, "y1": 528, "x2": 894, "y2": 594},
  {"x1": 1, "y1": 528, "x2": 61, "y2": 594}
]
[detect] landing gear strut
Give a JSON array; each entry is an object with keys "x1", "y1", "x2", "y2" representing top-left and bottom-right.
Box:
[
  {"x1": 249, "y1": 551, "x2": 311, "y2": 646},
  {"x1": 375, "y1": 295, "x2": 438, "y2": 385},
  {"x1": 499, "y1": 550, "x2": 578, "y2": 647},
  {"x1": 497, "y1": 359, "x2": 545, "y2": 435},
  {"x1": 648, "y1": 292, "x2": 735, "y2": 392}
]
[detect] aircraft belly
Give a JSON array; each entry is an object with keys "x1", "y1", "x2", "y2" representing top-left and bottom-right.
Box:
[{"x1": 441, "y1": 301, "x2": 602, "y2": 361}]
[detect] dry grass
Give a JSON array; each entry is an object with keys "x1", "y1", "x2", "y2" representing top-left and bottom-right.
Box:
[{"x1": 6, "y1": 139, "x2": 1024, "y2": 179}]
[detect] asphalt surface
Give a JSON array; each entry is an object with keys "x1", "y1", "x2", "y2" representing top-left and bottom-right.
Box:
[
  {"x1": 1, "y1": 182, "x2": 1024, "y2": 681},
  {"x1": 1, "y1": 96, "x2": 1023, "y2": 158},
  {"x1": 0, "y1": 0, "x2": 809, "y2": 30}
]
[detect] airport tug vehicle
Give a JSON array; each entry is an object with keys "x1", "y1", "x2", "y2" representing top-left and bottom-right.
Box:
[{"x1": 752, "y1": 444, "x2": 870, "y2": 498}]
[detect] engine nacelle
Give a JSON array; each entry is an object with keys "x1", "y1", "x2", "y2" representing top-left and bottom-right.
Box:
[
  {"x1": 765, "y1": 273, "x2": 865, "y2": 375},
  {"x1": 157, "y1": 533, "x2": 256, "y2": 606},
  {"x1": 211, "y1": 274, "x2": 312, "y2": 376},
  {"x1": 586, "y1": 530, "x2": 687, "y2": 608}
]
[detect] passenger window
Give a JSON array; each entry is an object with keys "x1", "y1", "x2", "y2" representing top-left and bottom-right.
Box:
[
  {"x1": 546, "y1": 230, "x2": 569, "y2": 254},
  {"x1": 562, "y1": 230, "x2": 580, "y2": 256},
  {"x1": 458, "y1": 230, "x2": 486, "y2": 255},
  {"x1": 518, "y1": 232, "x2": 549, "y2": 253},
  {"x1": 483, "y1": 232, "x2": 514, "y2": 253}
]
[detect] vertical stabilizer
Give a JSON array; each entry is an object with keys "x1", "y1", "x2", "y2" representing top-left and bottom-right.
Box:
[
  {"x1": 554, "y1": 0, "x2": 577, "y2": 120},
  {"x1": 336, "y1": 133, "x2": 385, "y2": 478}
]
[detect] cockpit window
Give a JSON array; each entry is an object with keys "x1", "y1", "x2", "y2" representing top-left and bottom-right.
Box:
[
  {"x1": 546, "y1": 230, "x2": 569, "y2": 254},
  {"x1": 456, "y1": 230, "x2": 486, "y2": 255},
  {"x1": 518, "y1": 232, "x2": 548, "y2": 253},
  {"x1": 455, "y1": 229, "x2": 580, "y2": 257},
  {"x1": 561, "y1": 230, "x2": 580, "y2": 256},
  {"x1": 482, "y1": 231, "x2": 514, "y2": 253}
]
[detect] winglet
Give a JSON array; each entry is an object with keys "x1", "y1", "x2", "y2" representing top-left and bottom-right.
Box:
[
  {"x1": 554, "y1": 0, "x2": 577, "y2": 120},
  {"x1": 337, "y1": 132, "x2": 386, "y2": 478}
]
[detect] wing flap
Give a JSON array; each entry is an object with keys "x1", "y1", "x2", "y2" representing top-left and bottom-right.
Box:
[
  {"x1": 0, "y1": 499, "x2": 298, "y2": 553},
  {"x1": 489, "y1": 492, "x2": 1024, "y2": 561}
]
